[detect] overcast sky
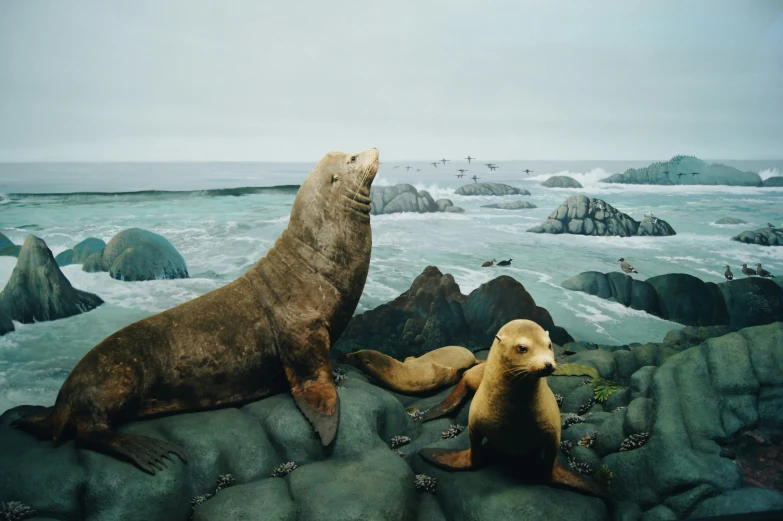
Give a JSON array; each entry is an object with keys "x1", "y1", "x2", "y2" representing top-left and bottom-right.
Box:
[{"x1": 0, "y1": 0, "x2": 781, "y2": 161}]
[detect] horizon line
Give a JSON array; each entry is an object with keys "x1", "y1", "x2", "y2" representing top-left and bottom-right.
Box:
[{"x1": 1, "y1": 158, "x2": 783, "y2": 164}]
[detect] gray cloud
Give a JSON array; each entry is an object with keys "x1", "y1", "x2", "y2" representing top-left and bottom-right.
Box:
[{"x1": 0, "y1": 0, "x2": 781, "y2": 160}]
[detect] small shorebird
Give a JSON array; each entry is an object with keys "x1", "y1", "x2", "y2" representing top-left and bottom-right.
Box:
[
  {"x1": 619, "y1": 258, "x2": 638, "y2": 274},
  {"x1": 741, "y1": 264, "x2": 757, "y2": 276},
  {"x1": 724, "y1": 266, "x2": 734, "y2": 281},
  {"x1": 482, "y1": 259, "x2": 496, "y2": 267},
  {"x1": 756, "y1": 264, "x2": 774, "y2": 278}
]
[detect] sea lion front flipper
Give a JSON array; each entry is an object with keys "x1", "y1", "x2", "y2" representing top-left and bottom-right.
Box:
[
  {"x1": 550, "y1": 461, "x2": 610, "y2": 501},
  {"x1": 281, "y1": 325, "x2": 340, "y2": 446},
  {"x1": 78, "y1": 430, "x2": 187, "y2": 475},
  {"x1": 419, "y1": 426, "x2": 485, "y2": 471}
]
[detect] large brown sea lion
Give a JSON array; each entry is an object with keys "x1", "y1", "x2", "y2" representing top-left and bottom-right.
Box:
[
  {"x1": 12, "y1": 148, "x2": 380, "y2": 474},
  {"x1": 338, "y1": 346, "x2": 483, "y2": 394},
  {"x1": 418, "y1": 319, "x2": 606, "y2": 498}
]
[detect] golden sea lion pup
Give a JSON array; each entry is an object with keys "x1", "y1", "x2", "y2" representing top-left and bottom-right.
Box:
[
  {"x1": 418, "y1": 319, "x2": 606, "y2": 498},
  {"x1": 338, "y1": 346, "x2": 483, "y2": 394}
]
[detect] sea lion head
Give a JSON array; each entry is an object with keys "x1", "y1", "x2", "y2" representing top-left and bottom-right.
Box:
[
  {"x1": 287, "y1": 147, "x2": 379, "y2": 267},
  {"x1": 490, "y1": 319, "x2": 556, "y2": 383},
  {"x1": 340, "y1": 349, "x2": 394, "y2": 381}
]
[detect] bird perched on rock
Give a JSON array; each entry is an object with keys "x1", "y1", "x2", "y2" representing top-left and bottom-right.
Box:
[
  {"x1": 618, "y1": 258, "x2": 637, "y2": 274},
  {"x1": 741, "y1": 264, "x2": 757, "y2": 276},
  {"x1": 482, "y1": 259, "x2": 496, "y2": 267},
  {"x1": 724, "y1": 266, "x2": 733, "y2": 281},
  {"x1": 756, "y1": 264, "x2": 774, "y2": 278},
  {"x1": 496, "y1": 259, "x2": 512, "y2": 266},
  {"x1": 768, "y1": 223, "x2": 775, "y2": 228}
]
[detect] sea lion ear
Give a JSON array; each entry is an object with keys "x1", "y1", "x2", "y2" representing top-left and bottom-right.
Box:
[
  {"x1": 545, "y1": 330, "x2": 550, "y2": 336},
  {"x1": 494, "y1": 335, "x2": 501, "y2": 342}
]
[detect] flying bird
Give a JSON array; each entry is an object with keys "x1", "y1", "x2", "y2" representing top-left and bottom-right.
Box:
[
  {"x1": 523, "y1": 169, "x2": 533, "y2": 175},
  {"x1": 440, "y1": 158, "x2": 450, "y2": 166},
  {"x1": 471, "y1": 175, "x2": 480, "y2": 183},
  {"x1": 465, "y1": 156, "x2": 475, "y2": 163},
  {"x1": 393, "y1": 166, "x2": 400, "y2": 169},
  {"x1": 458, "y1": 169, "x2": 468, "y2": 175},
  {"x1": 416, "y1": 169, "x2": 422, "y2": 172},
  {"x1": 724, "y1": 266, "x2": 733, "y2": 281},
  {"x1": 489, "y1": 165, "x2": 498, "y2": 171},
  {"x1": 677, "y1": 173, "x2": 686, "y2": 180},
  {"x1": 430, "y1": 162, "x2": 439, "y2": 168},
  {"x1": 405, "y1": 166, "x2": 412, "y2": 171},
  {"x1": 691, "y1": 172, "x2": 700, "y2": 177},
  {"x1": 618, "y1": 258, "x2": 638, "y2": 274},
  {"x1": 756, "y1": 264, "x2": 774, "y2": 278}
]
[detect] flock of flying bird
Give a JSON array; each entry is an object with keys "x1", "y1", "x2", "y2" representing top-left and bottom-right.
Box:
[{"x1": 382, "y1": 156, "x2": 534, "y2": 183}]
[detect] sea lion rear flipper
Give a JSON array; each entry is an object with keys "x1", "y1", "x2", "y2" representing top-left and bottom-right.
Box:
[
  {"x1": 78, "y1": 431, "x2": 187, "y2": 475},
  {"x1": 418, "y1": 377, "x2": 471, "y2": 422},
  {"x1": 419, "y1": 447, "x2": 474, "y2": 471},
  {"x1": 10, "y1": 406, "x2": 55, "y2": 440},
  {"x1": 281, "y1": 326, "x2": 340, "y2": 446}
]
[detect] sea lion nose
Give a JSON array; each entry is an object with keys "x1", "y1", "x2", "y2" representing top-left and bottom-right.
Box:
[{"x1": 543, "y1": 362, "x2": 554, "y2": 374}]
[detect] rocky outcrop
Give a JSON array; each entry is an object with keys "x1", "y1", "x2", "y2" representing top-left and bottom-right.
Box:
[
  {"x1": 333, "y1": 266, "x2": 572, "y2": 359},
  {"x1": 715, "y1": 217, "x2": 748, "y2": 225},
  {"x1": 370, "y1": 185, "x2": 464, "y2": 214},
  {"x1": 454, "y1": 183, "x2": 529, "y2": 196},
  {"x1": 731, "y1": 227, "x2": 783, "y2": 246},
  {"x1": 600, "y1": 155, "x2": 762, "y2": 186},
  {"x1": 541, "y1": 175, "x2": 583, "y2": 188},
  {"x1": 0, "y1": 245, "x2": 21, "y2": 257},
  {"x1": 55, "y1": 238, "x2": 107, "y2": 266},
  {"x1": 82, "y1": 228, "x2": 189, "y2": 281},
  {"x1": 762, "y1": 176, "x2": 783, "y2": 187},
  {"x1": 0, "y1": 232, "x2": 13, "y2": 250},
  {"x1": 480, "y1": 200, "x2": 537, "y2": 210},
  {"x1": 3, "y1": 322, "x2": 781, "y2": 521},
  {"x1": 0, "y1": 235, "x2": 103, "y2": 323},
  {"x1": 527, "y1": 195, "x2": 676, "y2": 237},
  {"x1": 562, "y1": 271, "x2": 783, "y2": 328}
]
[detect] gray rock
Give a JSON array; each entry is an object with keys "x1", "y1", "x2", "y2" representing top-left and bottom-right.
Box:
[
  {"x1": 527, "y1": 196, "x2": 675, "y2": 237},
  {"x1": 541, "y1": 175, "x2": 583, "y2": 188},
  {"x1": 435, "y1": 198, "x2": 453, "y2": 211},
  {"x1": 731, "y1": 227, "x2": 783, "y2": 246},
  {"x1": 0, "y1": 235, "x2": 103, "y2": 323},
  {"x1": 562, "y1": 272, "x2": 612, "y2": 299},
  {"x1": 0, "y1": 245, "x2": 21, "y2": 257},
  {"x1": 600, "y1": 155, "x2": 762, "y2": 186},
  {"x1": 646, "y1": 274, "x2": 728, "y2": 326},
  {"x1": 454, "y1": 182, "x2": 530, "y2": 196},
  {"x1": 102, "y1": 228, "x2": 189, "y2": 281},
  {"x1": 0, "y1": 309, "x2": 13, "y2": 336},
  {"x1": 762, "y1": 176, "x2": 783, "y2": 187},
  {"x1": 689, "y1": 488, "x2": 783, "y2": 518},
  {"x1": 56, "y1": 238, "x2": 107, "y2": 266},
  {"x1": 0, "y1": 232, "x2": 13, "y2": 250},
  {"x1": 370, "y1": 185, "x2": 463, "y2": 215},
  {"x1": 662, "y1": 325, "x2": 735, "y2": 349},
  {"x1": 82, "y1": 250, "x2": 106, "y2": 273},
  {"x1": 480, "y1": 200, "x2": 537, "y2": 210},
  {"x1": 714, "y1": 217, "x2": 747, "y2": 224}
]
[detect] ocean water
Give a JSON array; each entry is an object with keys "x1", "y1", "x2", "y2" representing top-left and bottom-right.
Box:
[{"x1": 1, "y1": 159, "x2": 782, "y2": 414}]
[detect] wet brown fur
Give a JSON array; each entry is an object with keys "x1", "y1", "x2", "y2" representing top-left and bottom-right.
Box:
[{"x1": 12, "y1": 148, "x2": 380, "y2": 474}]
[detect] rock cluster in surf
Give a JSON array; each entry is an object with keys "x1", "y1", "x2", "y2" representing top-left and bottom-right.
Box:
[
  {"x1": 370, "y1": 184, "x2": 464, "y2": 215},
  {"x1": 454, "y1": 182, "x2": 530, "y2": 196},
  {"x1": 541, "y1": 175, "x2": 583, "y2": 188},
  {"x1": 731, "y1": 227, "x2": 783, "y2": 247},
  {"x1": 55, "y1": 238, "x2": 107, "y2": 267},
  {"x1": 600, "y1": 155, "x2": 762, "y2": 186}
]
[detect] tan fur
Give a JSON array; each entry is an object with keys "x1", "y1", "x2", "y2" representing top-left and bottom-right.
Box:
[{"x1": 344, "y1": 346, "x2": 478, "y2": 394}]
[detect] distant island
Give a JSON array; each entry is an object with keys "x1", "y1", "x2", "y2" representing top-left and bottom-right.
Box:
[{"x1": 600, "y1": 155, "x2": 762, "y2": 186}]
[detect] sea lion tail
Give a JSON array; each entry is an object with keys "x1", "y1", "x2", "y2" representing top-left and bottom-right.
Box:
[
  {"x1": 10, "y1": 405, "x2": 61, "y2": 441},
  {"x1": 418, "y1": 377, "x2": 471, "y2": 423}
]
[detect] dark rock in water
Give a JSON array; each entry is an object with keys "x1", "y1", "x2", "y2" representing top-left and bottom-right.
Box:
[
  {"x1": 56, "y1": 238, "x2": 107, "y2": 266},
  {"x1": 715, "y1": 217, "x2": 748, "y2": 225},
  {"x1": 599, "y1": 155, "x2": 762, "y2": 186},
  {"x1": 0, "y1": 235, "x2": 103, "y2": 323},
  {"x1": 731, "y1": 227, "x2": 783, "y2": 246},
  {"x1": 541, "y1": 175, "x2": 583, "y2": 188},
  {"x1": 454, "y1": 182, "x2": 530, "y2": 196},
  {"x1": 334, "y1": 266, "x2": 572, "y2": 359},
  {"x1": 0, "y1": 245, "x2": 22, "y2": 257},
  {"x1": 562, "y1": 271, "x2": 783, "y2": 328},
  {"x1": 480, "y1": 200, "x2": 537, "y2": 210},
  {"x1": 101, "y1": 228, "x2": 189, "y2": 281},
  {"x1": 81, "y1": 250, "x2": 105, "y2": 273},
  {"x1": 0, "y1": 232, "x2": 13, "y2": 250},
  {"x1": 527, "y1": 195, "x2": 676, "y2": 237},
  {"x1": 762, "y1": 176, "x2": 783, "y2": 187},
  {"x1": 370, "y1": 185, "x2": 464, "y2": 215},
  {"x1": 0, "y1": 309, "x2": 13, "y2": 336}
]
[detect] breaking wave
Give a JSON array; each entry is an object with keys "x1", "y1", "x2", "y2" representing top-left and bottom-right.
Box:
[{"x1": 4, "y1": 185, "x2": 301, "y2": 204}]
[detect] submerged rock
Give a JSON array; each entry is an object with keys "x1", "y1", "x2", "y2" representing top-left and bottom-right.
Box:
[
  {"x1": 100, "y1": 228, "x2": 189, "y2": 281},
  {"x1": 715, "y1": 217, "x2": 748, "y2": 225},
  {"x1": 561, "y1": 271, "x2": 783, "y2": 328},
  {"x1": 370, "y1": 185, "x2": 464, "y2": 214},
  {"x1": 731, "y1": 227, "x2": 783, "y2": 246},
  {"x1": 454, "y1": 182, "x2": 529, "y2": 196},
  {"x1": 480, "y1": 200, "x2": 537, "y2": 210},
  {"x1": 600, "y1": 155, "x2": 762, "y2": 186},
  {"x1": 527, "y1": 195, "x2": 676, "y2": 237},
  {"x1": 0, "y1": 235, "x2": 103, "y2": 323},
  {"x1": 541, "y1": 176, "x2": 583, "y2": 188},
  {"x1": 333, "y1": 266, "x2": 572, "y2": 359},
  {"x1": 0, "y1": 245, "x2": 21, "y2": 257},
  {"x1": 55, "y1": 238, "x2": 107, "y2": 266}
]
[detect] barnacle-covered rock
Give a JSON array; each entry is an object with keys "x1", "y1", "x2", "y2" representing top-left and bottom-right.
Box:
[
  {"x1": 441, "y1": 424, "x2": 465, "y2": 439},
  {"x1": 554, "y1": 393, "x2": 564, "y2": 408},
  {"x1": 414, "y1": 474, "x2": 437, "y2": 493},
  {"x1": 271, "y1": 461, "x2": 298, "y2": 478},
  {"x1": 215, "y1": 474, "x2": 236, "y2": 493},
  {"x1": 560, "y1": 440, "x2": 574, "y2": 457},
  {"x1": 568, "y1": 457, "x2": 595, "y2": 476},
  {"x1": 390, "y1": 435, "x2": 411, "y2": 449},
  {"x1": 408, "y1": 409, "x2": 425, "y2": 422},
  {"x1": 332, "y1": 368, "x2": 347, "y2": 384},
  {"x1": 579, "y1": 398, "x2": 595, "y2": 415},
  {"x1": 578, "y1": 432, "x2": 598, "y2": 448},
  {"x1": 393, "y1": 449, "x2": 405, "y2": 458},
  {"x1": 0, "y1": 501, "x2": 37, "y2": 521},
  {"x1": 563, "y1": 413, "x2": 586, "y2": 429},
  {"x1": 619, "y1": 432, "x2": 649, "y2": 452}
]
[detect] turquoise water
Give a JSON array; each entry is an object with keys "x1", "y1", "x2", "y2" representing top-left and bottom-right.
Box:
[{"x1": 1, "y1": 160, "x2": 782, "y2": 413}]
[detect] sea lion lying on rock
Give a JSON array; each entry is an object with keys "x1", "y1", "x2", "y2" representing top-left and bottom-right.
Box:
[
  {"x1": 12, "y1": 148, "x2": 380, "y2": 474},
  {"x1": 338, "y1": 346, "x2": 484, "y2": 394},
  {"x1": 418, "y1": 319, "x2": 606, "y2": 498}
]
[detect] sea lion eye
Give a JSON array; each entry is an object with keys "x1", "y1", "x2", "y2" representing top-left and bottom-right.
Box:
[
  {"x1": 549, "y1": 343, "x2": 553, "y2": 350},
  {"x1": 517, "y1": 345, "x2": 528, "y2": 353},
  {"x1": 351, "y1": 156, "x2": 357, "y2": 162},
  {"x1": 332, "y1": 175, "x2": 339, "y2": 183}
]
